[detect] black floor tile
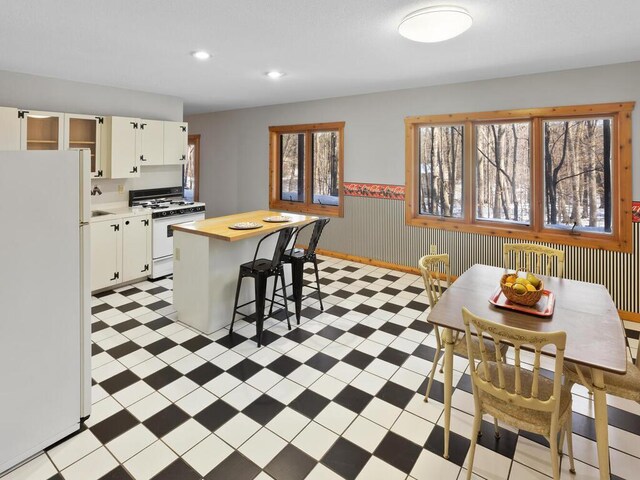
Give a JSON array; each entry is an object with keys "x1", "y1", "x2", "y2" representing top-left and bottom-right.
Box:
[
  {"x1": 333, "y1": 385, "x2": 373, "y2": 414},
  {"x1": 143, "y1": 366, "x2": 183, "y2": 389},
  {"x1": 353, "y1": 304, "x2": 377, "y2": 315},
  {"x1": 305, "y1": 352, "x2": 339, "y2": 373},
  {"x1": 243, "y1": 394, "x2": 286, "y2": 425},
  {"x1": 92, "y1": 303, "x2": 113, "y2": 315},
  {"x1": 118, "y1": 287, "x2": 141, "y2": 297},
  {"x1": 332, "y1": 290, "x2": 353, "y2": 299},
  {"x1": 92, "y1": 343, "x2": 104, "y2": 356},
  {"x1": 92, "y1": 321, "x2": 110, "y2": 333},
  {"x1": 408, "y1": 319, "x2": 432, "y2": 333},
  {"x1": 146, "y1": 317, "x2": 173, "y2": 331},
  {"x1": 99, "y1": 370, "x2": 140, "y2": 394},
  {"x1": 424, "y1": 425, "x2": 470, "y2": 467},
  {"x1": 358, "y1": 285, "x2": 377, "y2": 294},
  {"x1": 378, "y1": 347, "x2": 410, "y2": 366},
  {"x1": 405, "y1": 285, "x2": 424, "y2": 295},
  {"x1": 151, "y1": 458, "x2": 200, "y2": 480},
  {"x1": 111, "y1": 319, "x2": 142, "y2": 334},
  {"x1": 342, "y1": 266, "x2": 358, "y2": 273},
  {"x1": 144, "y1": 337, "x2": 178, "y2": 355},
  {"x1": 186, "y1": 362, "x2": 224, "y2": 385},
  {"x1": 348, "y1": 323, "x2": 376, "y2": 339},
  {"x1": 117, "y1": 302, "x2": 142, "y2": 313},
  {"x1": 106, "y1": 341, "x2": 141, "y2": 359},
  {"x1": 265, "y1": 444, "x2": 317, "y2": 480},
  {"x1": 321, "y1": 437, "x2": 371, "y2": 480},
  {"x1": 326, "y1": 305, "x2": 349, "y2": 317},
  {"x1": 374, "y1": 431, "x2": 422, "y2": 474},
  {"x1": 413, "y1": 343, "x2": 438, "y2": 362},
  {"x1": 98, "y1": 466, "x2": 134, "y2": 480},
  {"x1": 338, "y1": 276, "x2": 356, "y2": 284},
  {"x1": 378, "y1": 322, "x2": 406, "y2": 336},
  {"x1": 379, "y1": 302, "x2": 403, "y2": 314},
  {"x1": 147, "y1": 300, "x2": 171, "y2": 310},
  {"x1": 290, "y1": 389, "x2": 330, "y2": 419},
  {"x1": 317, "y1": 325, "x2": 345, "y2": 341},
  {"x1": 268, "y1": 355, "x2": 303, "y2": 377},
  {"x1": 300, "y1": 306, "x2": 322, "y2": 319},
  {"x1": 227, "y1": 358, "x2": 263, "y2": 381},
  {"x1": 406, "y1": 300, "x2": 428, "y2": 312},
  {"x1": 217, "y1": 332, "x2": 251, "y2": 349},
  {"x1": 342, "y1": 349, "x2": 375, "y2": 370},
  {"x1": 571, "y1": 411, "x2": 597, "y2": 441},
  {"x1": 251, "y1": 329, "x2": 281, "y2": 346},
  {"x1": 477, "y1": 420, "x2": 519, "y2": 459},
  {"x1": 180, "y1": 335, "x2": 214, "y2": 352},
  {"x1": 376, "y1": 381, "x2": 414, "y2": 409},
  {"x1": 607, "y1": 404, "x2": 640, "y2": 436},
  {"x1": 417, "y1": 377, "x2": 444, "y2": 403},
  {"x1": 143, "y1": 404, "x2": 190, "y2": 437},
  {"x1": 284, "y1": 328, "x2": 314, "y2": 343},
  {"x1": 90, "y1": 409, "x2": 139, "y2": 444},
  {"x1": 205, "y1": 451, "x2": 261, "y2": 480},
  {"x1": 194, "y1": 400, "x2": 239, "y2": 431},
  {"x1": 456, "y1": 374, "x2": 473, "y2": 394},
  {"x1": 146, "y1": 286, "x2": 168, "y2": 295},
  {"x1": 381, "y1": 287, "x2": 401, "y2": 296}
]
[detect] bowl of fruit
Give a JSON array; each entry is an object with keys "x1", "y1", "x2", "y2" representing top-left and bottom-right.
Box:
[{"x1": 500, "y1": 270, "x2": 544, "y2": 307}]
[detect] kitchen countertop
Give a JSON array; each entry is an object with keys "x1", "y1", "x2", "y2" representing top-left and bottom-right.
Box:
[
  {"x1": 171, "y1": 210, "x2": 317, "y2": 241},
  {"x1": 90, "y1": 203, "x2": 151, "y2": 222}
]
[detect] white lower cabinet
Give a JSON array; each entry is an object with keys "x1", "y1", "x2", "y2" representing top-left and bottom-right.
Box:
[{"x1": 91, "y1": 213, "x2": 151, "y2": 291}]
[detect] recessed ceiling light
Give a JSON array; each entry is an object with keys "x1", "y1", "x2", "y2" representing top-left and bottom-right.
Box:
[
  {"x1": 398, "y1": 5, "x2": 472, "y2": 43},
  {"x1": 266, "y1": 71, "x2": 286, "y2": 79},
  {"x1": 191, "y1": 50, "x2": 211, "y2": 60}
]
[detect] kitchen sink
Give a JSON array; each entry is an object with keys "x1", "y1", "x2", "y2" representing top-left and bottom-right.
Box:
[{"x1": 91, "y1": 210, "x2": 113, "y2": 217}]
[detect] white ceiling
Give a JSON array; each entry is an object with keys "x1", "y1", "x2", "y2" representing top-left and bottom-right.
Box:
[{"x1": 2, "y1": 0, "x2": 640, "y2": 114}]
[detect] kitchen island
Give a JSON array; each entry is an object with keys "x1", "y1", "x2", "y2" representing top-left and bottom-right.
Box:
[{"x1": 171, "y1": 210, "x2": 317, "y2": 334}]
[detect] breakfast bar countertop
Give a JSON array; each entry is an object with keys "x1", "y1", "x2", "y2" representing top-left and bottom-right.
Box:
[{"x1": 171, "y1": 209, "x2": 317, "y2": 241}]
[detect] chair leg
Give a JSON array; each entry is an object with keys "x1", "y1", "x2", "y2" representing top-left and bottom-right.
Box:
[
  {"x1": 424, "y1": 327, "x2": 443, "y2": 402},
  {"x1": 566, "y1": 411, "x2": 576, "y2": 474},
  {"x1": 268, "y1": 272, "x2": 278, "y2": 316},
  {"x1": 254, "y1": 275, "x2": 267, "y2": 347},
  {"x1": 494, "y1": 418, "x2": 500, "y2": 439},
  {"x1": 549, "y1": 428, "x2": 560, "y2": 480},
  {"x1": 313, "y1": 257, "x2": 324, "y2": 311},
  {"x1": 466, "y1": 411, "x2": 482, "y2": 480},
  {"x1": 280, "y1": 270, "x2": 291, "y2": 330},
  {"x1": 229, "y1": 272, "x2": 243, "y2": 335}
]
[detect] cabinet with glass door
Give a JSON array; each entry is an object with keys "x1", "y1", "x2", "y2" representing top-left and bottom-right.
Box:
[
  {"x1": 19, "y1": 110, "x2": 64, "y2": 151},
  {"x1": 64, "y1": 114, "x2": 103, "y2": 178}
]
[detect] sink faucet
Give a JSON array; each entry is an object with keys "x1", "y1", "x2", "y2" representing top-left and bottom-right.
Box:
[{"x1": 91, "y1": 185, "x2": 102, "y2": 196}]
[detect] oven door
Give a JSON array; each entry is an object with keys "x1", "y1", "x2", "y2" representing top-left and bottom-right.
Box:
[{"x1": 152, "y1": 213, "x2": 205, "y2": 259}]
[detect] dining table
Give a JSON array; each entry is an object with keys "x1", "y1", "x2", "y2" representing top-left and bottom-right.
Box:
[{"x1": 426, "y1": 264, "x2": 627, "y2": 480}]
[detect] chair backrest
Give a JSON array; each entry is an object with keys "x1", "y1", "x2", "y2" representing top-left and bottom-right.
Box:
[
  {"x1": 418, "y1": 254, "x2": 451, "y2": 308},
  {"x1": 462, "y1": 307, "x2": 566, "y2": 415},
  {"x1": 294, "y1": 218, "x2": 330, "y2": 255},
  {"x1": 503, "y1": 243, "x2": 565, "y2": 278},
  {"x1": 253, "y1": 227, "x2": 296, "y2": 270}
]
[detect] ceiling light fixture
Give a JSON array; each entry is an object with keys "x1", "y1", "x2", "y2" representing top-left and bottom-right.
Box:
[
  {"x1": 266, "y1": 71, "x2": 285, "y2": 79},
  {"x1": 191, "y1": 50, "x2": 211, "y2": 60},
  {"x1": 398, "y1": 5, "x2": 472, "y2": 43}
]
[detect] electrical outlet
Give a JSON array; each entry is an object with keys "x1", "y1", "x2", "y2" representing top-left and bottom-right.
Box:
[
  {"x1": 117, "y1": 184, "x2": 124, "y2": 194},
  {"x1": 430, "y1": 244, "x2": 437, "y2": 255}
]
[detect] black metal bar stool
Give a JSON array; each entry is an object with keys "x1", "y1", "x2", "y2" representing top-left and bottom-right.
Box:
[
  {"x1": 230, "y1": 226, "x2": 296, "y2": 347},
  {"x1": 270, "y1": 218, "x2": 330, "y2": 323}
]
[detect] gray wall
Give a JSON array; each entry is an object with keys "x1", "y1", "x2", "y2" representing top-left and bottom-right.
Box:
[
  {"x1": 0, "y1": 69, "x2": 184, "y2": 204},
  {"x1": 188, "y1": 61, "x2": 640, "y2": 216}
]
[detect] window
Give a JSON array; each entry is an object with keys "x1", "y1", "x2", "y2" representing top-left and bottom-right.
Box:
[
  {"x1": 405, "y1": 103, "x2": 634, "y2": 252},
  {"x1": 269, "y1": 122, "x2": 344, "y2": 216}
]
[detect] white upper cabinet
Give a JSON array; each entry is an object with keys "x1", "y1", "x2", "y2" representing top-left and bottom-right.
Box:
[
  {"x1": 19, "y1": 110, "x2": 65, "y2": 151},
  {"x1": 0, "y1": 107, "x2": 20, "y2": 150},
  {"x1": 163, "y1": 121, "x2": 188, "y2": 165},
  {"x1": 101, "y1": 116, "x2": 141, "y2": 178},
  {"x1": 138, "y1": 119, "x2": 164, "y2": 166},
  {"x1": 64, "y1": 113, "x2": 103, "y2": 178}
]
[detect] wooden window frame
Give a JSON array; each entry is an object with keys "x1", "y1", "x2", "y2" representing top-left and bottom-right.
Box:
[
  {"x1": 405, "y1": 102, "x2": 634, "y2": 252},
  {"x1": 269, "y1": 121, "x2": 345, "y2": 217}
]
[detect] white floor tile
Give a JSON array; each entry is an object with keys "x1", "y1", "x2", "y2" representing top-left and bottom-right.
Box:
[
  {"x1": 349, "y1": 370, "x2": 386, "y2": 395},
  {"x1": 60, "y1": 447, "x2": 118, "y2": 480},
  {"x1": 215, "y1": 413, "x2": 262, "y2": 448},
  {"x1": 411, "y1": 449, "x2": 461, "y2": 480},
  {"x1": 309, "y1": 374, "x2": 347, "y2": 400},
  {"x1": 222, "y1": 383, "x2": 263, "y2": 410},
  {"x1": 361, "y1": 397, "x2": 402, "y2": 429},
  {"x1": 238, "y1": 427, "x2": 287, "y2": 468},
  {"x1": 105, "y1": 424, "x2": 156, "y2": 462},
  {"x1": 1, "y1": 453, "x2": 57, "y2": 480},
  {"x1": 246, "y1": 368, "x2": 284, "y2": 392},
  {"x1": 113, "y1": 380, "x2": 154, "y2": 407},
  {"x1": 315, "y1": 402, "x2": 357, "y2": 435},
  {"x1": 286, "y1": 364, "x2": 323, "y2": 388},
  {"x1": 356, "y1": 456, "x2": 406, "y2": 480},
  {"x1": 48, "y1": 429, "x2": 101, "y2": 470},
  {"x1": 267, "y1": 378, "x2": 305, "y2": 405},
  {"x1": 343, "y1": 415, "x2": 388, "y2": 452},
  {"x1": 292, "y1": 421, "x2": 339, "y2": 460},
  {"x1": 162, "y1": 418, "x2": 210, "y2": 455},
  {"x1": 123, "y1": 440, "x2": 177, "y2": 480},
  {"x1": 266, "y1": 407, "x2": 310, "y2": 441},
  {"x1": 127, "y1": 391, "x2": 171, "y2": 422},
  {"x1": 464, "y1": 444, "x2": 512, "y2": 480},
  {"x1": 304, "y1": 463, "x2": 345, "y2": 480},
  {"x1": 159, "y1": 376, "x2": 199, "y2": 402},
  {"x1": 390, "y1": 410, "x2": 434, "y2": 446},
  {"x1": 183, "y1": 434, "x2": 233, "y2": 476},
  {"x1": 203, "y1": 372, "x2": 242, "y2": 397},
  {"x1": 175, "y1": 387, "x2": 217, "y2": 416}
]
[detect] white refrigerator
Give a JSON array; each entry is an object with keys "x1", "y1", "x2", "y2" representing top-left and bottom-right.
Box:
[{"x1": 0, "y1": 150, "x2": 92, "y2": 474}]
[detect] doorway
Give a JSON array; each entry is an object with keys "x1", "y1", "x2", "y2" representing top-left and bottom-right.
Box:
[{"x1": 184, "y1": 134, "x2": 200, "y2": 202}]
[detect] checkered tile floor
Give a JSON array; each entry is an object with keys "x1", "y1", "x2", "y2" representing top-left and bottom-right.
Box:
[{"x1": 3, "y1": 255, "x2": 640, "y2": 480}]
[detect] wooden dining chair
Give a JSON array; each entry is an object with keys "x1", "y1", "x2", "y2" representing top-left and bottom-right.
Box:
[
  {"x1": 564, "y1": 323, "x2": 640, "y2": 403},
  {"x1": 418, "y1": 254, "x2": 508, "y2": 402},
  {"x1": 462, "y1": 308, "x2": 575, "y2": 480},
  {"x1": 503, "y1": 243, "x2": 565, "y2": 278}
]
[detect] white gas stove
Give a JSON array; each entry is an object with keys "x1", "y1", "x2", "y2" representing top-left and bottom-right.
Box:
[{"x1": 129, "y1": 187, "x2": 206, "y2": 279}]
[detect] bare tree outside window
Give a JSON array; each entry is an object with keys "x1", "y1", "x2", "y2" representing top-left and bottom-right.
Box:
[
  {"x1": 543, "y1": 118, "x2": 612, "y2": 232},
  {"x1": 475, "y1": 122, "x2": 531, "y2": 224},
  {"x1": 418, "y1": 125, "x2": 463, "y2": 217},
  {"x1": 280, "y1": 133, "x2": 304, "y2": 202},
  {"x1": 312, "y1": 131, "x2": 339, "y2": 206}
]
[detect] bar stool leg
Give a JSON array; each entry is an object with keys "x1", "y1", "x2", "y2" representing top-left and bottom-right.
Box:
[
  {"x1": 254, "y1": 275, "x2": 267, "y2": 347},
  {"x1": 280, "y1": 269, "x2": 291, "y2": 330},
  {"x1": 268, "y1": 273, "x2": 278, "y2": 316},
  {"x1": 313, "y1": 257, "x2": 324, "y2": 311},
  {"x1": 291, "y1": 259, "x2": 304, "y2": 325},
  {"x1": 229, "y1": 272, "x2": 243, "y2": 335}
]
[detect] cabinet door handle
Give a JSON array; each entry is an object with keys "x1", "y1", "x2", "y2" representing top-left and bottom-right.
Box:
[
  {"x1": 142, "y1": 219, "x2": 149, "y2": 226},
  {"x1": 125, "y1": 220, "x2": 130, "y2": 225},
  {"x1": 141, "y1": 264, "x2": 149, "y2": 273},
  {"x1": 140, "y1": 155, "x2": 147, "y2": 162},
  {"x1": 96, "y1": 170, "x2": 103, "y2": 177},
  {"x1": 109, "y1": 272, "x2": 120, "y2": 281},
  {"x1": 111, "y1": 224, "x2": 120, "y2": 232},
  {"x1": 140, "y1": 123, "x2": 147, "y2": 130},
  {"x1": 180, "y1": 154, "x2": 186, "y2": 162},
  {"x1": 130, "y1": 166, "x2": 138, "y2": 173},
  {"x1": 130, "y1": 122, "x2": 138, "y2": 129},
  {"x1": 180, "y1": 126, "x2": 187, "y2": 132}
]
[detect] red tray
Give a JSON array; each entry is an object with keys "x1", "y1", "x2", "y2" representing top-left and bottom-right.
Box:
[{"x1": 489, "y1": 286, "x2": 555, "y2": 317}]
